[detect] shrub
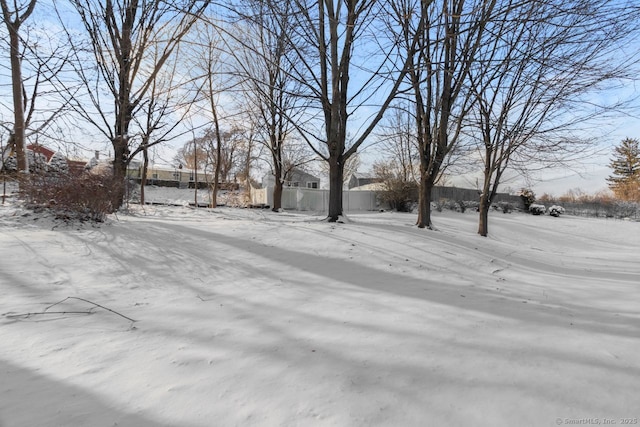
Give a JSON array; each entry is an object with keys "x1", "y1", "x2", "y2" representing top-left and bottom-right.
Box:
[
  {"x1": 465, "y1": 200, "x2": 480, "y2": 211},
  {"x1": 441, "y1": 199, "x2": 459, "y2": 211},
  {"x1": 614, "y1": 201, "x2": 640, "y2": 219},
  {"x1": 376, "y1": 181, "x2": 418, "y2": 212},
  {"x1": 529, "y1": 204, "x2": 546, "y2": 215},
  {"x1": 19, "y1": 172, "x2": 122, "y2": 222},
  {"x1": 494, "y1": 201, "x2": 514, "y2": 213},
  {"x1": 372, "y1": 160, "x2": 418, "y2": 212},
  {"x1": 519, "y1": 188, "x2": 536, "y2": 211},
  {"x1": 549, "y1": 205, "x2": 565, "y2": 217}
]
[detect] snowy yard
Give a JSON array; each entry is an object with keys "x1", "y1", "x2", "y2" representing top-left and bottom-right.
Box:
[{"x1": 1, "y1": 192, "x2": 639, "y2": 426}]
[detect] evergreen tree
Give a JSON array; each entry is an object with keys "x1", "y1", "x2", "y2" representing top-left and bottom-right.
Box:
[{"x1": 607, "y1": 138, "x2": 640, "y2": 201}]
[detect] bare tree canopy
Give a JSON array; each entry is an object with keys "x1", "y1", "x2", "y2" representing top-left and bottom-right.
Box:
[
  {"x1": 467, "y1": 0, "x2": 640, "y2": 236},
  {"x1": 59, "y1": 0, "x2": 211, "y2": 206},
  {"x1": 386, "y1": 0, "x2": 640, "y2": 231},
  {"x1": 1, "y1": 0, "x2": 37, "y2": 172},
  {"x1": 230, "y1": 0, "x2": 423, "y2": 220},
  {"x1": 229, "y1": 0, "x2": 314, "y2": 212},
  {"x1": 387, "y1": 0, "x2": 499, "y2": 228},
  {"x1": 1, "y1": 19, "x2": 75, "y2": 170}
]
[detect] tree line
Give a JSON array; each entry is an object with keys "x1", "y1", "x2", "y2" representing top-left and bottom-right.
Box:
[{"x1": 1, "y1": 0, "x2": 639, "y2": 235}]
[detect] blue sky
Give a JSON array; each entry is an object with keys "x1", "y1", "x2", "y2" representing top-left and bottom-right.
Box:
[{"x1": 2, "y1": 1, "x2": 639, "y2": 197}]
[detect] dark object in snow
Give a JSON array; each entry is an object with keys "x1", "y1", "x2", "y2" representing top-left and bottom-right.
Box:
[
  {"x1": 549, "y1": 205, "x2": 565, "y2": 217},
  {"x1": 529, "y1": 204, "x2": 546, "y2": 215}
]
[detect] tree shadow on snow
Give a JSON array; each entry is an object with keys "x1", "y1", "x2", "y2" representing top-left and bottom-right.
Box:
[
  {"x1": 0, "y1": 359, "x2": 176, "y2": 427},
  {"x1": 131, "y1": 222, "x2": 640, "y2": 423},
  {"x1": 162, "y1": 223, "x2": 639, "y2": 341}
]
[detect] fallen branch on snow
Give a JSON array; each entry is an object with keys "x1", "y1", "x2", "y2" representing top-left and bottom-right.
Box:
[{"x1": 4, "y1": 296, "x2": 137, "y2": 324}]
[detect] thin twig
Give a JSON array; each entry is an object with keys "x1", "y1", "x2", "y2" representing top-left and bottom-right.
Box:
[
  {"x1": 6, "y1": 311, "x2": 92, "y2": 319},
  {"x1": 53, "y1": 297, "x2": 137, "y2": 323},
  {"x1": 3, "y1": 297, "x2": 137, "y2": 324}
]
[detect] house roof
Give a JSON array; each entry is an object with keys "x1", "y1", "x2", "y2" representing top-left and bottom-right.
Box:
[
  {"x1": 146, "y1": 164, "x2": 205, "y2": 174},
  {"x1": 349, "y1": 182, "x2": 386, "y2": 191},
  {"x1": 264, "y1": 168, "x2": 320, "y2": 182},
  {"x1": 351, "y1": 172, "x2": 377, "y2": 180},
  {"x1": 27, "y1": 144, "x2": 56, "y2": 162}
]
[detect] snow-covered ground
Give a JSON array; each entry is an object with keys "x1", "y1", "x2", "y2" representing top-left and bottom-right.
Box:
[{"x1": 1, "y1": 187, "x2": 639, "y2": 427}]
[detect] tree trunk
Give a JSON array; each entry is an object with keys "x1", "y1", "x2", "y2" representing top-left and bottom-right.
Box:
[
  {"x1": 416, "y1": 174, "x2": 427, "y2": 228},
  {"x1": 140, "y1": 146, "x2": 149, "y2": 205},
  {"x1": 478, "y1": 195, "x2": 490, "y2": 237},
  {"x1": 327, "y1": 155, "x2": 344, "y2": 221},
  {"x1": 272, "y1": 179, "x2": 283, "y2": 212},
  {"x1": 271, "y1": 152, "x2": 283, "y2": 211},
  {"x1": 478, "y1": 143, "x2": 495, "y2": 237},
  {"x1": 243, "y1": 136, "x2": 253, "y2": 205},
  {"x1": 110, "y1": 0, "x2": 133, "y2": 210},
  {"x1": 416, "y1": 169, "x2": 433, "y2": 229},
  {"x1": 111, "y1": 134, "x2": 128, "y2": 209},
  {"x1": 211, "y1": 128, "x2": 222, "y2": 209},
  {"x1": 8, "y1": 27, "x2": 27, "y2": 172}
]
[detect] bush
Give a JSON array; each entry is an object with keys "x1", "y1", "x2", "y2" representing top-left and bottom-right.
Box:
[
  {"x1": 494, "y1": 201, "x2": 514, "y2": 213},
  {"x1": 19, "y1": 172, "x2": 122, "y2": 222},
  {"x1": 529, "y1": 204, "x2": 546, "y2": 215},
  {"x1": 549, "y1": 205, "x2": 565, "y2": 217},
  {"x1": 539, "y1": 190, "x2": 639, "y2": 219},
  {"x1": 466, "y1": 201, "x2": 480, "y2": 211},
  {"x1": 441, "y1": 199, "x2": 460, "y2": 212},
  {"x1": 377, "y1": 181, "x2": 418, "y2": 212},
  {"x1": 519, "y1": 188, "x2": 536, "y2": 211}
]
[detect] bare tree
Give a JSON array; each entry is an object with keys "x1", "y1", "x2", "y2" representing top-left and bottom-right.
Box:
[
  {"x1": 174, "y1": 138, "x2": 209, "y2": 171},
  {"x1": 388, "y1": 0, "x2": 497, "y2": 229},
  {"x1": 376, "y1": 103, "x2": 419, "y2": 185},
  {"x1": 208, "y1": 127, "x2": 244, "y2": 185},
  {"x1": 184, "y1": 17, "x2": 233, "y2": 208},
  {"x1": 468, "y1": 0, "x2": 640, "y2": 236},
  {"x1": 231, "y1": 0, "x2": 313, "y2": 212},
  {"x1": 133, "y1": 41, "x2": 195, "y2": 205},
  {"x1": 259, "y1": 0, "x2": 424, "y2": 221},
  {"x1": 371, "y1": 104, "x2": 420, "y2": 210},
  {"x1": 183, "y1": 126, "x2": 245, "y2": 205},
  {"x1": 234, "y1": 120, "x2": 260, "y2": 204},
  {"x1": 1, "y1": 19, "x2": 76, "y2": 172},
  {"x1": 60, "y1": 0, "x2": 210, "y2": 207},
  {"x1": 1, "y1": 0, "x2": 37, "y2": 172}
]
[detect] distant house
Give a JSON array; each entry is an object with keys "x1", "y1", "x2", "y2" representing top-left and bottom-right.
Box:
[
  {"x1": 27, "y1": 144, "x2": 55, "y2": 162},
  {"x1": 136, "y1": 164, "x2": 216, "y2": 188},
  {"x1": 348, "y1": 172, "x2": 381, "y2": 189},
  {"x1": 25, "y1": 144, "x2": 85, "y2": 174},
  {"x1": 262, "y1": 169, "x2": 321, "y2": 189},
  {"x1": 83, "y1": 151, "x2": 113, "y2": 175}
]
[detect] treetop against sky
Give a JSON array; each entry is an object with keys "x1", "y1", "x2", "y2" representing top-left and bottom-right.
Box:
[{"x1": 1, "y1": 0, "x2": 639, "y2": 196}]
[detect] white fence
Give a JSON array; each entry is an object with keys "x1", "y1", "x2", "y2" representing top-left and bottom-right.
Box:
[
  {"x1": 250, "y1": 186, "x2": 385, "y2": 212},
  {"x1": 251, "y1": 185, "x2": 525, "y2": 213}
]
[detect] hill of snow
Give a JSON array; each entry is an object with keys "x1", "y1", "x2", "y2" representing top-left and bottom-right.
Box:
[{"x1": 1, "y1": 196, "x2": 639, "y2": 426}]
